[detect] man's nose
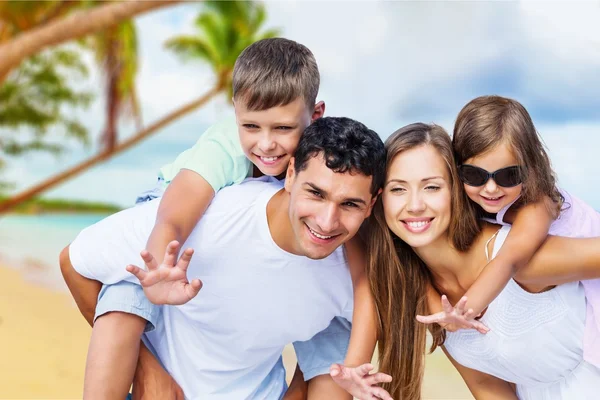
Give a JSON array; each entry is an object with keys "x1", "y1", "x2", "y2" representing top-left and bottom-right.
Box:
[{"x1": 315, "y1": 203, "x2": 340, "y2": 233}]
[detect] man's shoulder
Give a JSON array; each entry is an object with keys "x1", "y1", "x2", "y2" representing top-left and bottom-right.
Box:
[{"x1": 206, "y1": 176, "x2": 283, "y2": 214}]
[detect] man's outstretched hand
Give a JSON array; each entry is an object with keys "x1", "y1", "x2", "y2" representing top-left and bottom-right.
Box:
[
  {"x1": 126, "y1": 240, "x2": 202, "y2": 305},
  {"x1": 416, "y1": 295, "x2": 489, "y2": 334},
  {"x1": 330, "y1": 363, "x2": 393, "y2": 400}
]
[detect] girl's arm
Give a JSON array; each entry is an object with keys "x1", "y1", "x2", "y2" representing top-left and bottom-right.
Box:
[
  {"x1": 462, "y1": 199, "x2": 554, "y2": 316},
  {"x1": 441, "y1": 347, "x2": 518, "y2": 400},
  {"x1": 516, "y1": 234, "x2": 600, "y2": 287}
]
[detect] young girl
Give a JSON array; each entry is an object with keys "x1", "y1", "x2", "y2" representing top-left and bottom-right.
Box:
[{"x1": 419, "y1": 95, "x2": 600, "y2": 367}]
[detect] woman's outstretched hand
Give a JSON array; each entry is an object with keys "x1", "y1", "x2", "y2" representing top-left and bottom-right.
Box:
[
  {"x1": 416, "y1": 295, "x2": 490, "y2": 334},
  {"x1": 329, "y1": 363, "x2": 393, "y2": 400}
]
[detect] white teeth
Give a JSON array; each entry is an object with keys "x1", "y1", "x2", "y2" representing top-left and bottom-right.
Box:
[
  {"x1": 261, "y1": 156, "x2": 279, "y2": 162},
  {"x1": 407, "y1": 221, "x2": 429, "y2": 228},
  {"x1": 308, "y1": 227, "x2": 333, "y2": 239}
]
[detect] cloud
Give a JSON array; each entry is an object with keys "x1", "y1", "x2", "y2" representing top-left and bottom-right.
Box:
[{"x1": 5, "y1": 1, "x2": 600, "y2": 209}]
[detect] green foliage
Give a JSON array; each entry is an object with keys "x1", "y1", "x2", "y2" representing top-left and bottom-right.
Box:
[
  {"x1": 0, "y1": 46, "x2": 94, "y2": 189},
  {"x1": 165, "y1": 0, "x2": 281, "y2": 99},
  {"x1": 0, "y1": 195, "x2": 121, "y2": 214}
]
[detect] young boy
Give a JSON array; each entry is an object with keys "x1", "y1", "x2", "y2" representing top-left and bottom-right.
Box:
[{"x1": 60, "y1": 38, "x2": 379, "y2": 399}]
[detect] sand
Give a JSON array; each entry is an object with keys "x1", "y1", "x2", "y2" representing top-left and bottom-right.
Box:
[
  {"x1": 0, "y1": 266, "x2": 90, "y2": 399},
  {"x1": 0, "y1": 265, "x2": 472, "y2": 399}
]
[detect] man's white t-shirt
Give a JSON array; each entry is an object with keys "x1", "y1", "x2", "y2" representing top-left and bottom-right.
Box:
[{"x1": 70, "y1": 177, "x2": 354, "y2": 399}]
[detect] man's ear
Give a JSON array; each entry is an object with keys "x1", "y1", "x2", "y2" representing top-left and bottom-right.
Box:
[
  {"x1": 311, "y1": 101, "x2": 325, "y2": 122},
  {"x1": 365, "y1": 188, "x2": 382, "y2": 218},
  {"x1": 284, "y1": 158, "x2": 296, "y2": 192}
]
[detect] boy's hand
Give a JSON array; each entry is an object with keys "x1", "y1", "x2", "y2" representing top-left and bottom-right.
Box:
[
  {"x1": 329, "y1": 363, "x2": 393, "y2": 400},
  {"x1": 126, "y1": 240, "x2": 202, "y2": 305},
  {"x1": 416, "y1": 295, "x2": 490, "y2": 334}
]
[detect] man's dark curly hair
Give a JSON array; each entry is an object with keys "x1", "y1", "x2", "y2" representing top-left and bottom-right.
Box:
[{"x1": 293, "y1": 117, "x2": 386, "y2": 195}]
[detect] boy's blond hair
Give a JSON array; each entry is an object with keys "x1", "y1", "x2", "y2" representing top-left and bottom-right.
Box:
[{"x1": 233, "y1": 38, "x2": 320, "y2": 111}]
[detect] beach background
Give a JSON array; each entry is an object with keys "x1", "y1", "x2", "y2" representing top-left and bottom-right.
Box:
[{"x1": 1, "y1": 1, "x2": 599, "y2": 399}]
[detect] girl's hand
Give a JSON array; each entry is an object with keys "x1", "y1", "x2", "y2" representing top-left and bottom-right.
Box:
[
  {"x1": 416, "y1": 295, "x2": 490, "y2": 334},
  {"x1": 329, "y1": 363, "x2": 393, "y2": 400}
]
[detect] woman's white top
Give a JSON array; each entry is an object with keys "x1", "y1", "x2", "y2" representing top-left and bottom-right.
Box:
[{"x1": 444, "y1": 226, "x2": 600, "y2": 399}]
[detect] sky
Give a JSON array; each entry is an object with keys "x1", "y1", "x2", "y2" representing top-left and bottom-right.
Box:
[{"x1": 3, "y1": 0, "x2": 600, "y2": 209}]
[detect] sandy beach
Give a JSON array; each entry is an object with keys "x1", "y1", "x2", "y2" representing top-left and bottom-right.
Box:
[
  {"x1": 0, "y1": 263, "x2": 472, "y2": 399},
  {"x1": 0, "y1": 265, "x2": 90, "y2": 400}
]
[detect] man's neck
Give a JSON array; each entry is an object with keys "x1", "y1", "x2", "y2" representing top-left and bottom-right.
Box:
[{"x1": 266, "y1": 189, "x2": 302, "y2": 255}]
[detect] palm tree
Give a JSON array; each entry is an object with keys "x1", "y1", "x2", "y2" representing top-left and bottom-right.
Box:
[
  {"x1": 90, "y1": 18, "x2": 142, "y2": 151},
  {"x1": 0, "y1": 0, "x2": 179, "y2": 83},
  {"x1": 0, "y1": 1, "x2": 145, "y2": 152},
  {"x1": 0, "y1": 1, "x2": 280, "y2": 213}
]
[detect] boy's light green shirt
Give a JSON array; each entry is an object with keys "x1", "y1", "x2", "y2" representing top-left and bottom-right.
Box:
[{"x1": 158, "y1": 118, "x2": 253, "y2": 192}]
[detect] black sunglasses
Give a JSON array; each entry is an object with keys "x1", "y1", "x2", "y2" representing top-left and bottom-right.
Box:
[{"x1": 458, "y1": 165, "x2": 523, "y2": 188}]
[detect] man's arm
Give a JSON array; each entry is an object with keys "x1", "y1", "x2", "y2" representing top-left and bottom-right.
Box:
[
  {"x1": 60, "y1": 245, "x2": 101, "y2": 325},
  {"x1": 307, "y1": 375, "x2": 352, "y2": 400},
  {"x1": 282, "y1": 364, "x2": 350, "y2": 400}
]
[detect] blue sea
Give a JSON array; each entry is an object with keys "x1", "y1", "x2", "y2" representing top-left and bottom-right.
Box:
[{"x1": 0, "y1": 213, "x2": 109, "y2": 292}]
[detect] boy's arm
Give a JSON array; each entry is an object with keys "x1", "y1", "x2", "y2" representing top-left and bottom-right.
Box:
[
  {"x1": 462, "y1": 200, "x2": 554, "y2": 316},
  {"x1": 145, "y1": 169, "x2": 214, "y2": 271},
  {"x1": 441, "y1": 347, "x2": 518, "y2": 400}
]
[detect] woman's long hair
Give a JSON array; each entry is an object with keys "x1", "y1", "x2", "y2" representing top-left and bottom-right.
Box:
[{"x1": 368, "y1": 123, "x2": 480, "y2": 399}]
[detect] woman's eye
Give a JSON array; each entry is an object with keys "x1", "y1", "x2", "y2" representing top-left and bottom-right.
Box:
[
  {"x1": 425, "y1": 186, "x2": 440, "y2": 191},
  {"x1": 390, "y1": 187, "x2": 405, "y2": 193}
]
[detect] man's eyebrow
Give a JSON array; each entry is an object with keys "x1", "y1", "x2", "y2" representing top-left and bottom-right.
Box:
[{"x1": 305, "y1": 182, "x2": 367, "y2": 205}]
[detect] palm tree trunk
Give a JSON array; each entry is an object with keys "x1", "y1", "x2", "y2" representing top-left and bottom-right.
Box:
[
  {"x1": 0, "y1": 83, "x2": 223, "y2": 214},
  {"x1": 0, "y1": 0, "x2": 182, "y2": 83}
]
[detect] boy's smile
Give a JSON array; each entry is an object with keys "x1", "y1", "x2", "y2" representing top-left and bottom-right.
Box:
[{"x1": 234, "y1": 97, "x2": 325, "y2": 177}]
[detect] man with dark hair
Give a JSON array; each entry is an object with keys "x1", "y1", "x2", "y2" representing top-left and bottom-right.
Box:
[{"x1": 63, "y1": 117, "x2": 386, "y2": 399}]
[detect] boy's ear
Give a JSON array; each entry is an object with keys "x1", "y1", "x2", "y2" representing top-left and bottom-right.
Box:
[
  {"x1": 284, "y1": 158, "x2": 296, "y2": 192},
  {"x1": 311, "y1": 101, "x2": 325, "y2": 122}
]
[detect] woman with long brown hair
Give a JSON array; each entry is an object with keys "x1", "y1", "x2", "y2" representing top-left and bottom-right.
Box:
[{"x1": 368, "y1": 123, "x2": 600, "y2": 399}]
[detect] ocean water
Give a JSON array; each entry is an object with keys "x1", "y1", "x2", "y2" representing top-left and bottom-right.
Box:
[{"x1": 0, "y1": 213, "x2": 109, "y2": 291}]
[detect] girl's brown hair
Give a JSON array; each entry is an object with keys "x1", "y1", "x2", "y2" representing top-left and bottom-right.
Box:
[
  {"x1": 453, "y1": 95, "x2": 563, "y2": 217},
  {"x1": 367, "y1": 123, "x2": 480, "y2": 399}
]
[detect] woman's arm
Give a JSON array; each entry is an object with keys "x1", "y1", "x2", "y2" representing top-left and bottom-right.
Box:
[
  {"x1": 516, "y1": 235, "x2": 600, "y2": 287},
  {"x1": 441, "y1": 347, "x2": 518, "y2": 400}
]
